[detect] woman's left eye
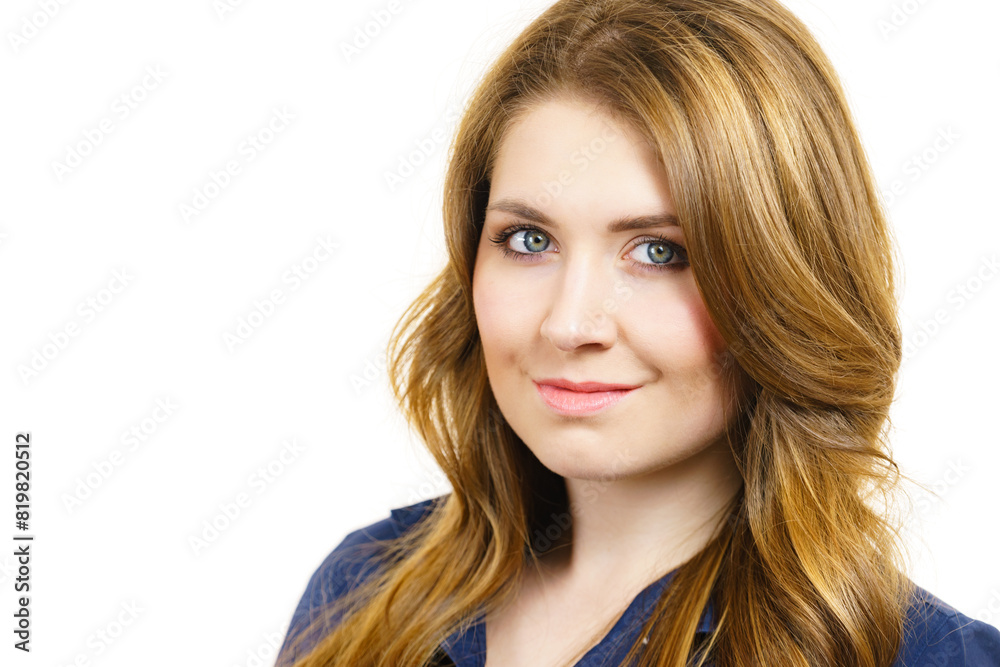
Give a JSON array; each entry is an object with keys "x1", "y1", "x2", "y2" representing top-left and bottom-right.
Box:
[
  {"x1": 627, "y1": 238, "x2": 689, "y2": 271},
  {"x1": 487, "y1": 223, "x2": 688, "y2": 272}
]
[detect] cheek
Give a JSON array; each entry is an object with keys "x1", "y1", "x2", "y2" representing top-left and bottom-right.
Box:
[
  {"x1": 683, "y1": 285, "x2": 728, "y2": 359},
  {"x1": 472, "y1": 262, "x2": 528, "y2": 359},
  {"x1": 628, "y1": 281, "x2": 729, "y2": 394}
]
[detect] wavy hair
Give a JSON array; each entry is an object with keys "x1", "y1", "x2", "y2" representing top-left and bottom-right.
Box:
[{"x1": 278, "y1": 0, "x2": 913, "y2": 664}]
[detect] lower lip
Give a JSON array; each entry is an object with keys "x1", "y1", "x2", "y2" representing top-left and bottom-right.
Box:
[{"x1": 534, "y1": 383, "x2": 638, "y2": 416}]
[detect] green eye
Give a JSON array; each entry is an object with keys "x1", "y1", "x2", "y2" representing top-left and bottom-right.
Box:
[
  {"x1": 488, "y1": 223, "x2": 688, "y2": 273},
  {"x1": 514, "y1": 229, "x2": 550, "y2": 253}
]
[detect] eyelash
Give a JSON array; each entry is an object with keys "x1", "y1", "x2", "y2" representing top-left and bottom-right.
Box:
[{"x1": 487, "y1": 222, "x2": 689, "y2": 273}]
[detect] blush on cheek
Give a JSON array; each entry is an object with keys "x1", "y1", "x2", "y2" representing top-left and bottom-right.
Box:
[
  {"x1": 640, "y1": 297, "x2": 731, "y2": 401},
  {"x1": 474, "y1": 272, "x2": 535, "y2": 340},
  {"x1": 474, "y1": 293, "x2": 510, "y2": 339},
  {"x1": 474, "y1": 312, "x2": 522, "y2": 382},
  {"x1": 676, "y1": 288, "x2": 727, "y2": 357}
]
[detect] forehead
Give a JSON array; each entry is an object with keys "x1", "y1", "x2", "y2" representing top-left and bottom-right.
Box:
[{"x1": 488, "y1": 96, "x2": 675, "y2": 222}]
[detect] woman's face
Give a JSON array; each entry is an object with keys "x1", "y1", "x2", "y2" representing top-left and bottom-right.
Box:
[{"x1": 472, "y1": 94, "x2": 737, "y2": 482}]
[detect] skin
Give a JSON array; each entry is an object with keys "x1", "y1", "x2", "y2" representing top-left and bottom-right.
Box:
[{"x1": 471, "y1": 93, "x2": 745, "y2": 665}]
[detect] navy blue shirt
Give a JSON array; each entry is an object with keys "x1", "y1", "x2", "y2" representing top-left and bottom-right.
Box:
[{"x1": 280, "y1": 496, "x2": 1000, "y2": 666}]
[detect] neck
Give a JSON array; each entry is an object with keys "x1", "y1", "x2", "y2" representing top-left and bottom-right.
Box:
[{"x1": 538, "y1": 440, "x2": 742, "y2": 591}]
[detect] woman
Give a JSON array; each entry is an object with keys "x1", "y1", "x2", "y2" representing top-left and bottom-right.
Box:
[{"x1": 277, "y1": 0, "x2": 1000, "y2": 665}]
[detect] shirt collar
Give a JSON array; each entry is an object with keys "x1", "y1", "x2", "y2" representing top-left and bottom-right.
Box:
[
  {"x1": 440, "y1": 564, "x2": 716, "y2": 666},
  {"x1": 389, "y1": 499, "x2": 717, "y2": 663}
]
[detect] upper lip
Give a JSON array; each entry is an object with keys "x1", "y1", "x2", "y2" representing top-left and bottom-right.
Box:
[{"x1": 534, "y1": 378, "x2": 641, "y2": 392}]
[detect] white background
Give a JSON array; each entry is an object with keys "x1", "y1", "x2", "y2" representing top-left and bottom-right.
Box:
[{"x1": 0, "y1": 0, "x2": 997, "y2": 665}]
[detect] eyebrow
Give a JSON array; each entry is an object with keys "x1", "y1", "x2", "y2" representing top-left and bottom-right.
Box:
[{"x1": 484, "y1": 197, "x2": 679, "y2": 232}]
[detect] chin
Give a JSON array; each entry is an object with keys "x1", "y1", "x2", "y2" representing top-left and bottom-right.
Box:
[{"x1": 522, "y1": 435, "x2": 642, "y2": 482}]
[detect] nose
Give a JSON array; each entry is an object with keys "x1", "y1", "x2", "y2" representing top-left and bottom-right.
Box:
[{"x1": 539, "y1": 256, "x2": 618, "y2": 351}]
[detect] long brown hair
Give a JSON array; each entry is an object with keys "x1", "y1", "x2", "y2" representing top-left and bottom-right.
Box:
[{"x1": 279, "y1": 1, "x2": 912, "y2": 664}]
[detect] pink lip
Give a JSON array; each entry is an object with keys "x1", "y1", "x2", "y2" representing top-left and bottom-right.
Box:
[{"x1": 533, "y1": 378, "x2": 640, "y2": 416}]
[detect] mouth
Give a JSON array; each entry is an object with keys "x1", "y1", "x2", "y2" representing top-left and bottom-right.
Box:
[{"x1": 532, "y1": 378, "x2": 640, "y2": 416}]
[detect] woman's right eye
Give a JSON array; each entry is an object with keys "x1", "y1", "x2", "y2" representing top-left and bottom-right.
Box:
[
  {"x1": 508, "y1": 228, "x2": 551, "y2": 254},
  {"x1": 488, "y1": 224, "x2": 553, "y2": 260}
]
